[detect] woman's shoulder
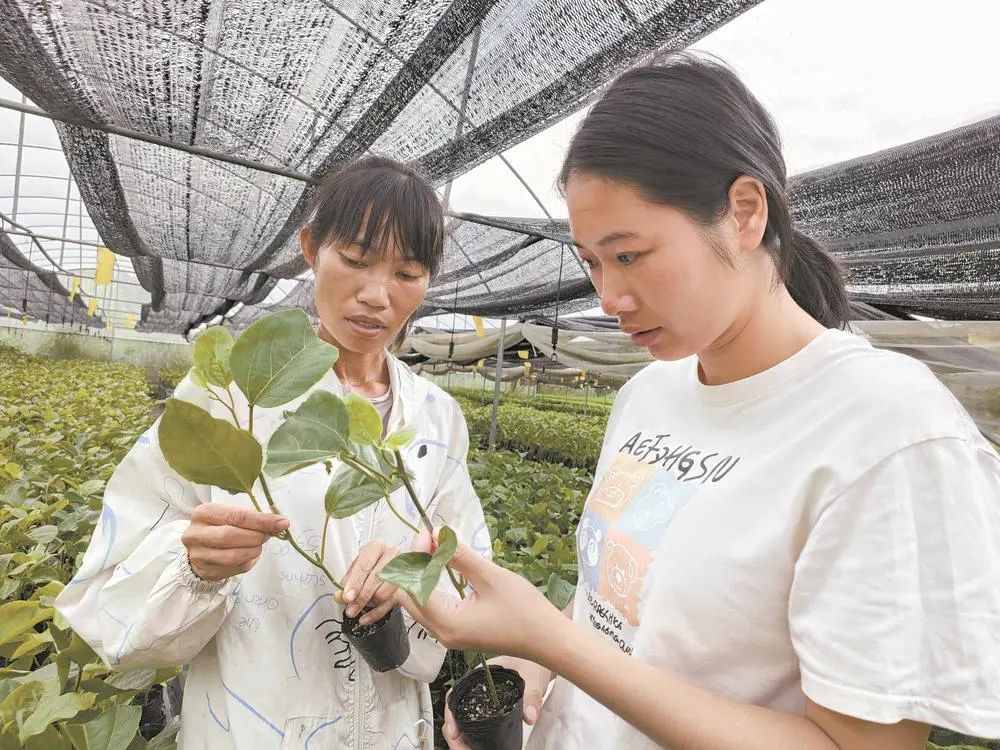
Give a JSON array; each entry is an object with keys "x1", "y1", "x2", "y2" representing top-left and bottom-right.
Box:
[{"x1": 814, "y1": 329, "x2": 984, "y2": 447}]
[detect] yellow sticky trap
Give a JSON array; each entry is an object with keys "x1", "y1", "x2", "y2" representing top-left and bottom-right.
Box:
[
  {"x1": 473, "y1": 316, "x2": 485, "y2": 338},
  {"x1": 94, "y1": 247, "x2": 115, "y2": 285},
  {"x1": 125, "y1": 314, "x2": 135, "y2": 328},
  {"x1": 517, "y1": 350, "x2": 528, "y2": 360},
  {"x1": 69, "y1": 277, "x2": 80, "y2": 301},
  {"x1": 87, "y1": 299, "x2": 98, "y2": 317}
]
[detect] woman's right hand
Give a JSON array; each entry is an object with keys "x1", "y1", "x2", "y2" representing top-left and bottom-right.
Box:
[
  {"x1": 181, "y1": 504, "x2": 289, "y2": 582},
  {"x1": 442, "y1": 656, "x2": 553, "y2": 749}
]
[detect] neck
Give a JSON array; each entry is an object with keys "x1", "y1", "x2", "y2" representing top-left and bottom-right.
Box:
[
  {"x1": 318, "y1": 324, "x2": 390, "y2": 396},
  {"x1": 697, "y1": 284, "x2": 825, "y2": 386}
]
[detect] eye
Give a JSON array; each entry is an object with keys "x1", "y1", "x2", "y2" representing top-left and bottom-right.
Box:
[
  {"x1": 580, "y1": 256, "x2": 598, "y2": 270},
  {"x1": 341, "y1": 255, "x2": 366, "y2": 269},
  {"x1": 617, "y1": 253, "x2": 638, "y2": 266},
  {"x1": 396, "y1": 271, "x2": 422, "y2": 282}
]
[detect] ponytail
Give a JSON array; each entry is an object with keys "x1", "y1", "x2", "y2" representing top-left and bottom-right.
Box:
[
  {"x1": 560, "y1": 53, "x2": 852, "y2": 329},
  {"x1": 783, "y1": 230, "x2": 850, "y2": 328}
]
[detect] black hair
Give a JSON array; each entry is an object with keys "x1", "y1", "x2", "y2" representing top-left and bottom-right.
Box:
[
  {"x1": 305, "y1": 155, "x2": 444, "y2": 278},
  {"x1": 559, "y1": 52, "x2": 849, "y2": 328},
  {"x1": 304, "y1": 155, "x2": 443, "y2": 350}
]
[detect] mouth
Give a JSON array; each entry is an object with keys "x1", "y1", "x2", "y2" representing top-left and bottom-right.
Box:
[
  {"x1": 344, "y1": 315, "x2": 387, "y2": 335},
  {"x1": 621, "y1": 326, "x2": 662, "y2": 347}
]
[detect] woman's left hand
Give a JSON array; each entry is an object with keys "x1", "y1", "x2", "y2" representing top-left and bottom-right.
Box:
[
  {"x1": 335, "y1": 539, "x2": 400, "y2": 625},
  {"x1": 395, "y1": 530, "x2": 562, "y2": 660}
]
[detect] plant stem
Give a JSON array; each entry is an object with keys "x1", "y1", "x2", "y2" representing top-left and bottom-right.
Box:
[
  {"x1": 320, "y1": 514, "x2": 330, "y2": 564},
  {"x1": 254, "y1": 479, "x2": 343, "y2": 591},
  {"x1": 248, "y1": 404, "x2": 254, "y2": 436},
  {"x1": 384, "y1": 494, "x2": 420, "y2": 535},
  {"x1": 208, "y1": 390, "x2": 240, "y2": 427},
  {"x1": 390, "y1": 450, "x2": 501, "y2": 707},
  {"x1": 392, "y1": 450, "x2": 435, "y2": 532}
]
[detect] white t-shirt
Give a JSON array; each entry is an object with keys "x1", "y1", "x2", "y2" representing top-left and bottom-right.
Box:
[{"x1": 527, "y1": 329, "x2": 1000, "y2": 749}]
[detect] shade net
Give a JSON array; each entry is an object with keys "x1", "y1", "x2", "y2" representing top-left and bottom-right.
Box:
[
  {"x1": 411, "y1": 112, "x2": 1000, "y2": 320},
  {"x1": 0, "y1": 0, "x2": 760, "y2": 333},
  {"x1": 0, "y1": 228, "x2": 101, "y2": 327}
]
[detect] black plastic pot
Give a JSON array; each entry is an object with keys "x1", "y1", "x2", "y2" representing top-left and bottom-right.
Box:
[
  {"x1": 342, "y1": 604, "x2": 410, "y2": 672},
  {"x1": 447, "y1": 666, "x2": 525, "y2": 750}
]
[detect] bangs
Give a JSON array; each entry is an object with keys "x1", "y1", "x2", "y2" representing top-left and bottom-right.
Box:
[{"x1": 306, "y1": 156, "x2": 444, "y2": 277}]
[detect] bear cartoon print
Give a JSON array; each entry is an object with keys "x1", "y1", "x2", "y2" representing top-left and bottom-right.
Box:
[{"x1": 577, "y1": 452, "x2": 697, "y2": 648}]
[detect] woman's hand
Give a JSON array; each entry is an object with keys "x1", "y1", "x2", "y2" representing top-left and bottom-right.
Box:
[
  {"x1": 442, "y1": 656, "x2": 553, "y2": 749},
  {"x1": 182, "y1": 504, "x2": 289, "y2": 582},
  {"x1": 335, "y1": 539, "x2": 401, "y2": 625},
  {"x1": 396, "y1": 530, "x2": 562, "y2": 660}
]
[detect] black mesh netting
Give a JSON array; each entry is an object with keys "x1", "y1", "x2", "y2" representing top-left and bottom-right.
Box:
[
  {"x1": 403, "y1": 112, "x2": 1000, "y2": 321},
  {"x1": 0, "y1": 229, "x2": 101, "y2": 327},
  {"x1": 0, "y1": 0, "x2": 761, "y2": 333}
]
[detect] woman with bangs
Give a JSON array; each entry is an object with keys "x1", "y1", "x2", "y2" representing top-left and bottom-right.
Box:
[{"x1": 57, "y1": 156, "x2": 489, "y2": 750}]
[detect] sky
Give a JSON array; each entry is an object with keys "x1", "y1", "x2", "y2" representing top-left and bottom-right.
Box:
[
  {"x1": 446, "y1": 0, "x2": 1000, "y2": 221},
  {"x1": 3, "y1": 0, "x2": 999, "y2": 332}
]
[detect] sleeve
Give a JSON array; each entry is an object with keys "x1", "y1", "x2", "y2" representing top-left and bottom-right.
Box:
[
  {"x1": 54, "y1": 374, "x2": 237, "y2": 671},
  {"x1": 396, "y1": 399, "x2": 491, "y2": 683},
  {"x1": 789, "y1": 437, "x2": 1000, "y2": 737}
]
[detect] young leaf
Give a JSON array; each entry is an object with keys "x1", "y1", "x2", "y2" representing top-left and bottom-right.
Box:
[
  {"x1": 192, "y1": 326, "x2": 234, "y2": 388},
  {"x1": 230, "y1": 309, "x2": 338, "y2": 407},
  {"x1": 344, "y1": 394, "x2": 382, "y2": 445},
  {"x1": 324, "y1": 465, "x2": 384, "y2": 519},
  {"x1": 158, "y1": 399, "x2": 262, "y2": 494},
  {"x1": 63, "y1": 704, "x2": 141, "y2": 750},
  {"x1": 545, "y1": 573, "x2": 576, "y2": 610},
  {"x1": 384, "y1": 427, "x2": 416, "y2": 450},
  {"x1": 18, "y1": 691, "x2": 95, "y2": 743},
  {"x1": 378, "y1": 526, "x2": 458, "y2": 605},
  {"x1": 265, "y1": 391, "x2": 349, "y2": 477}
]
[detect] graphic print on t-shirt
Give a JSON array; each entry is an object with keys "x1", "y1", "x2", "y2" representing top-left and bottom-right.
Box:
[{"x1": 578, "y1": 431, "x2": 741, "y2": 653}]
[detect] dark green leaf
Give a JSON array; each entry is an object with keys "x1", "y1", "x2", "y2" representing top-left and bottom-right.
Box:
[
  {"x1": 545, "y1": 573, "x2": 576, "y2": 610},
  {"x1": 158, "y1": 399, "x2": 261, "y2": 494},
  {"x1": 230, "y1": 309, "x2": 338, "y2": 407},
  {"x1": 324, "y1": 465, "x2": 384, "y2": 519},
  {"x1": 63, "y1": 704, "x2": 141, "y2": 750},
  {"x1": 265, "y1": 391, "x2": 349, "y2": 477},
  {"x1": 378, "y1": 526, "x2": 458, "y2": 605}
]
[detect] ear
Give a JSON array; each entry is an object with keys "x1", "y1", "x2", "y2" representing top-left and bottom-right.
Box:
[
  {"x1": 727, "y1": 175, "x2": 769, "y2": 254},
  {"x1": 300, "y1": 226, "x2": 318, "y2": 269}
]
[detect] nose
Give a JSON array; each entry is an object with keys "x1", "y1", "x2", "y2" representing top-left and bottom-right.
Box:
[
  {"x1": 597, "y1": 268, "x2": 637, "y2": 318},
  {"x1": 356, "y1": 269, "x2": 390, "y2": 310}
]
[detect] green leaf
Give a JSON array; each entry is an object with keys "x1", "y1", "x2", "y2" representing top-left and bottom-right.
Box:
[
  {"x1": 378, "y1": 526, "x2": 458, "y2": 605},
  {"x1": 229, "y1": 309, "x2": 338, "y2": 407},
  {"x1": 77, "y1": 479, "x2": 105, "y2": 498},
  {"x1": 58, "y1": 633, "x2": 97, "y2": 668},
  {"x1": 384, "y1": 427, "x2": 416, "y2": 450},
  {"x1": 64, "y1": 704, "x2": 141, "y2": 750},
  {"x1": 545, "y1": 573, "x2": 576, "y2": 610},
  {"x1": 344, "y1": 393, "x2": 383, "y2": 446},
  {"x1": 0, "y1": 681, "x2": 43, "y2": 725},
  {"x1": 18, "y1": 691, "x2": 95, "y2": 743},
  {"x1": 10, "y1": 630, "x2": 52, "y2": 660},
  {"x1": 27, "y1": 524, "x2": 58, "y2": 544},
  {"x1": 192, "y1": 326, "x2": 234, "y2": 388},
  {"x1": 158, "y1": 399, "x2": 262, "y2": 494},
  {"x1": 265, "y1": 391, "x2": 349, "y2": 477},
  {"x1": 104, "y1": 668, "x2": 156, "y2": 692},
  {"x1": 324, "y1": 464, "x2": 385, "y2": 519},
  {"x1": 144, "y1": 717, "x2": 180, "y2": 750},
  {"x1": 0, "y1": 601, "x2": 48, "y2": 647}
]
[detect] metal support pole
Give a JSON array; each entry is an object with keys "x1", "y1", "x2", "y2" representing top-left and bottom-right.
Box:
[{"x1": 488, "y1": 317, "x2": 507, "y2": 452}]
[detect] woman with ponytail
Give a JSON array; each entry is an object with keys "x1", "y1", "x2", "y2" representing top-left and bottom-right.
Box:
[{"x1": 396, "y1": 54, "x2": 1000, "y2": 749}]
